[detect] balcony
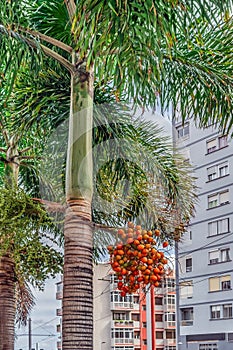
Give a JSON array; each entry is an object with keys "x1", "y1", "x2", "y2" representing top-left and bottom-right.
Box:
[
  {"x1": 134, "y1": 338, "x2": 140, "y2": 346},
  {"x1": 155, "y1": 321, "x2": 163, "y2": 329},
  {"x1": 56, "y1": 291, "x2": 63, "y2": 300},
  {"x1": 133, "y1": 320, "x2": 140, "y2": 328},
  {"x1": 56, "y1": 308, "x2": 62, "y2": 316},
  {"x1": 112, "y1": 320, "x2": 134, "y2": 327},
  {"x1": 164, "y1": 304, "x2": 176, "y2": 312},
  {"x1": 164, "y1": 339, "x2": 176, "y2": 346},
  {"x1": 111, "y1": 302, "x2": 134, "y2": 310},
  {"x1": 181, "y1": 320, "x2": 193, "y2": 326},
  {"x1": 165, "y1": 321, "x2": 176, "y2": 328},
  {"x1": 111, "y1": 338, "x2": 134, "y2": 346}
]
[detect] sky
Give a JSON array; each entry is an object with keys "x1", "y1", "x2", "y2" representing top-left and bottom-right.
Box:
[{"x1": 15, "y1": 277, "x2": 61, "y2": 350}]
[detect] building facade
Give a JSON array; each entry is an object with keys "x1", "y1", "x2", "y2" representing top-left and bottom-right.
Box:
[
  {"x1": 175, "y1": 120, "x2": 233, "y2": 350},
  {"x1": 56, "y1": 264, "x2": 177, "y2": 350}
]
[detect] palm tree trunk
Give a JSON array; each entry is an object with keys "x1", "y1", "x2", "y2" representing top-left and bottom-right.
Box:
[
  {"x1": 0, "y1": 254, "x2": 15, "y2": 350},
  {"x1": 62, "y1": 58, "x2": 94, "y2": 350}
]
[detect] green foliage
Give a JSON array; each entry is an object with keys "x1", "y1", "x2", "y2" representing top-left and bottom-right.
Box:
[
  {"x1": 0, "y1": 188, "x2": 63, "y2": 289},
  {"x1": 0, "y1": 0, "x2": 232, "y2": 130}
]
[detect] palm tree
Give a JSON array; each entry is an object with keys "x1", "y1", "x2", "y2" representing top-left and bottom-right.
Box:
[
  {"x1": 0, "y1": 117, "x2": 63, "y2": 350},
  {"x1": 0, "y1": 1, "x2": 232, "y2": 349}
]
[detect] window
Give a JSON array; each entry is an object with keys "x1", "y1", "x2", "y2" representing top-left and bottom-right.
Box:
[
  {"x1": 142, "y1": 322, "x2": 147, "y2": 328},
  {"x1": 208, "y1": 218, "x2": 229, "y2": 236},
  {"x1": 180, "y1": 280, "x2": 193, "y2": 298},
  {"x1": 165, "y1": 347, "x2": 176, "y2": 350},
  {"x1": 113, "y1": 312, "x2": 130, "y2": 320},
  {"x1": 207, "y1": 190, "x2": 229, "y2": 209},
  {"x1": 210, "y1": 304, "x2": 232, "y2": 319},
  {"x1": 166, "y1": 330, "x2": 175, "y2": 339},
  {"x1": 181, "y1": 307, "x2": 193, "y2": 326},
  {"x1": 142, "y1": 305, "x2": 146, "y2": 310},
  {"x1": 223, "y1": 304, "x2": 232, "y2": 318},
  {"x1": 156, "y1": 331, "x2": 164, "y2": 339},
  {"x1": 207, "y1": 161, "x2": 229, "y2": 181},
  {"x1": 206, "y1": 135, "x2": 228, "y2": 154},
  {"x1": 199, "y1": 344, "x2": 218, "y2": 350},
  {"x1": 164, "y1": 295, "x2": 175, "y2": 305},
  {"x1": 155, "y1": 314, "x2": 163, "y2": 322},
  {"x1": 210, "y1": 305, "x2": 221, "y2": 319},
  {"x1": 219, "y1": 135, "x2": 228, "y2": 148},
  {"x1": 209, "y1": 275, "x2": 231, "y2": 292},
  {"x1": 134, "y1": 331, "x2": 140, "y2": 339},
  {"x1": 209, "y1": 248, "x2": 231, "y2": 264},
  {"x1": 186, "y1": 258, "x2": 192, "y2": 272},
  {"x1": 131, "y1": 313, "x2": 140, "y2": 321},
  {"x1": 221, "y1": 248, "x2": 231, "y2": 262},
  {"x1": 207, "y1": 138, "x2": 217, "y2": 154},
  {"x1": 164, "y1": 278, "x2": 175, "y2": 289},
  {"x1": 111, "y1": 291, "x2": 133, "y2": 303},
  {"x1": 165, "y1": 313, "x2": 176, "y2": 325},
  {"x1": 111, "y1": 328, "x2": 134, "y2": 340},
  {"x1": 155, "y1": 297, "x2": 163, "y2": 305},
  {"x1": 176, "y1": 123, "x2": 189, "y2": 139}
]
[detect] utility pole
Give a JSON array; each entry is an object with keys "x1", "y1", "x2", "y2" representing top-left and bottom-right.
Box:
[
  {"x1": 175, "y1": 241, "x2": 181, "y2": 350},
  {"x1": 28, "y1": 318, "x2": 32, "y2": 350}
]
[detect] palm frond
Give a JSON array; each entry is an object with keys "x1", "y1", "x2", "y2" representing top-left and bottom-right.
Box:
[{"x1": 15, "y1": 280, "x2": 35, "y2": 326}]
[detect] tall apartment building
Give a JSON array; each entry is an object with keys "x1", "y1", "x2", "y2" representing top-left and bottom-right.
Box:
[
  {"x1": 56, "y1": 263, "x2": 177, "y2": 350},
  {"x1": 175, "y1": 120, "x2": 233, "y2": 350}
]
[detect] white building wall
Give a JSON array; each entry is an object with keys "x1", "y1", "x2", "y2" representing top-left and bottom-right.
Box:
[{"x1": 176, "y1": 120, "x2": 233, "y2": 350}]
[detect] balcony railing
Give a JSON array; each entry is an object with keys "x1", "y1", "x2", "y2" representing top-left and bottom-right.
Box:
[
  {"x1": 164, "y1": 339, "x2": 176, "y2": 346},
  {"x1": 111, "y1": 338, "x2": 134, "y2": 345},
  {"x1": 111, "y1": 302, "x2": 134, "y2": 309},
  {"x1": 112, "y1": 320, "x2": 134, "y2": 327},
  {"x1": 165, "y1": 321, "x2": 176, "y2": 328},
  {"x1": 181, "y1": 320, "x2": 193, "y2": 326}
]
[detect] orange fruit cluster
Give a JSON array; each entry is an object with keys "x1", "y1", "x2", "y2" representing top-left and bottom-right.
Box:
[{"x1": 108, "y1": 222, "x2": 169, "y2": 296}]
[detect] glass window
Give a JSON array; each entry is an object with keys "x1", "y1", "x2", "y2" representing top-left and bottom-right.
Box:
[
  {"x1": 207, "y1": 138, "x2": 217, "y2": 153},
  {"x1": 210, "y1": 305, "x2": 221, "y2": 319},
  {"x1": 219, "y1": 162, "x2": 229, "y2": 177},
  {"x1": 219, "y1": 135, "x2": 228, "y2": 148},
  {"x1": 156, "y1": 331, "x2": 164, "y2": 339},
  {"x1": 219, "y1": 191, "x2": 229, "y2": 205},
  {"x1": 223, "y1": 304, "x2": 232, "y2": 318},
  {"x1": 164, "y1": 295, "x2": 175, "y2": 305},
  {"x1": 218, "y1": 218, "x2": 229, "y2": 234},
  {"x1": 176, "y1": 123, "x2": 189, "y2": 139},
  {"x1": 186, "y1": 258, "x2": 192, "y2": 272},
  {"x1": 207, "y1": 165, "x2": 217, "y2": 181},
  {"x1": 181, "y1": 307, "x2": 193, "y2": 326},
  {"x1": 131, "y1": 313, "x2": 140, "y2": 321},
  {"x1": 221, "y1": 248, "x2": 230, "y2": 262},
  {"x1": 210, "y1": 304, "x2": 232, "y2": 319},
  {"x1": 209, "y1": 248, "x2": 231, "y2": 264},
  {"x1": 208, "y1": 190, "x2": 229, "y2": 209},
  {"x1": 209, "y1": 250, "x2": 219, "y2": 264},
  {"x1": 155, "y1": 297, "x2": 163, "y2": 305},
  {"x1": 180, "y1": 281, "x2": 193, "y2": 298},
  {"x1": 155, "y1": 314, "x2": 163, "y2": 322},
  {"x1": 208, "y1": 221, "x2": 218, "y2": 236},
  {"x1": 208, "y1": 194, "x2": 218, "y2": 208},
  {"x1": 209, "y1": 275, "x2": 231, "y2": 292},
  {"x1": 165, "y1": 313, "x2": 175, "y2": 322},
  {"x1": 207, "y1": 161, "x2": 229, "y2": 181}
]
